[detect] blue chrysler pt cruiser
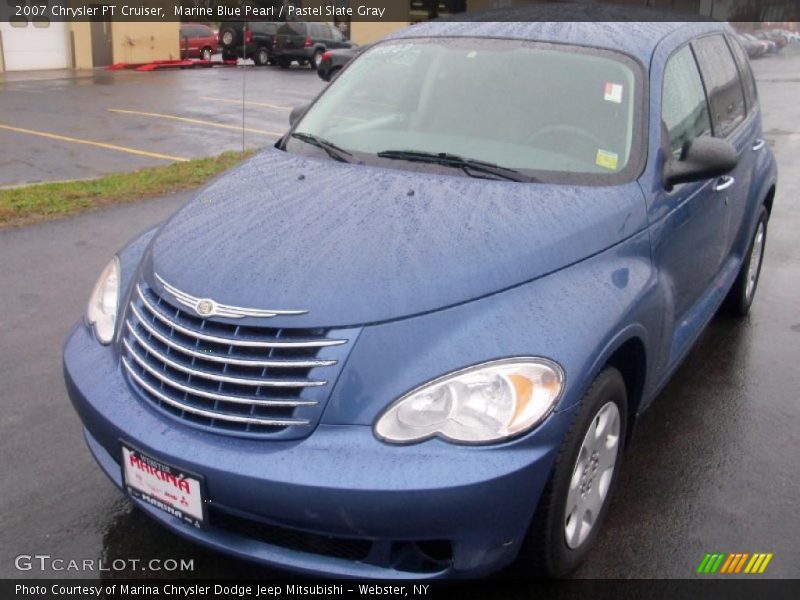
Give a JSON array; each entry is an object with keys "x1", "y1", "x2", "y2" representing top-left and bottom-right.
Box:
[{"x1": 64, "y1": 19, "x2": 777, "y2": 578}]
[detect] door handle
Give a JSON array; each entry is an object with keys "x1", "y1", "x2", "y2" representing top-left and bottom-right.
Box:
[
  {"x1": 752, "y1": 138, "x2": 766, "y2": 151},
  {"x1": 713, "y1": 175, "x2": 735, "y2": 192}
]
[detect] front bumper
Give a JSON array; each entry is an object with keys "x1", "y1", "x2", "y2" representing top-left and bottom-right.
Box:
[{"x1": 64, "y1": 323, "x2": 574, "y2": 578}]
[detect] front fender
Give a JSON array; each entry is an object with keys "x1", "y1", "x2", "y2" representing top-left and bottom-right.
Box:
[{"x1": 322, "y1": 229, "x2": 661, "y2": 428}]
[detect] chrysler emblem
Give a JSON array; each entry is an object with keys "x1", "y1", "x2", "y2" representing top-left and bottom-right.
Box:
[
  {"x1": 155, "y1": 273, "x2": 308, "y2": 319},
  {"x1": 195, "y1": 299, "x2": 215, "y2": 317}
]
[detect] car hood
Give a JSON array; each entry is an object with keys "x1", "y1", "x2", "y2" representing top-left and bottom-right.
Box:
[{"x1": 144, "y1": 148, "x2": 647, "y2": 328}]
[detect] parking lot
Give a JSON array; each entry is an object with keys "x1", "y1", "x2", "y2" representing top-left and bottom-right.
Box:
[
  {"x1": 0, "y1": 50, "x2": 799, "y2": 579},
  {"x1": 0, "y1": 64, "x2": 325, "y2": 186}
]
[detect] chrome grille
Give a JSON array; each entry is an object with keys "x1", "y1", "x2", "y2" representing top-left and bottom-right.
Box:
[{"x1": 120, "y1": 279, "x2": 355, "y2": 439}]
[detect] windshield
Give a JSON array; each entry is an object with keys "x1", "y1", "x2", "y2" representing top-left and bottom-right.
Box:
[{"x1": 286, "y1": 37, "x2": 643, "y2": 184}]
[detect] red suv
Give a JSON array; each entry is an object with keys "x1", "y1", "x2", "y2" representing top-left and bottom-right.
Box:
[{"x1": 179, "y1": 24, "x2": 218, "y2": 60}]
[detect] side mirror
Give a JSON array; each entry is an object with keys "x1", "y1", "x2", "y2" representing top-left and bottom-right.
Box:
[
  {"x1": 664, "y1": 137, "x2": 738, "y2": 188},
  {"x1": 289, "y1": 103, "x2": 310, "y2": 127}
]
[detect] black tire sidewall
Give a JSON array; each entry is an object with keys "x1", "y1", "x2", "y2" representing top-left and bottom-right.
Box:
[{"x1": 521, "y1": 367, "x2": 628, "y2": 577}]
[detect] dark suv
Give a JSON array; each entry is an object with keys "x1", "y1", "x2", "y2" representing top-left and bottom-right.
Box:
[
  {"x1": 273, "y1": 22, "x2": 353, "y2": 69},
  {"x1": 218, "y1": 21, "x2": 280, "y2": 65}
]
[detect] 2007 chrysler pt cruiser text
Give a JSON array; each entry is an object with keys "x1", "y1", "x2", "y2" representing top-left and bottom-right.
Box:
[{"x1": 64, "y1": 17, "x2": 776, "y2": 578}]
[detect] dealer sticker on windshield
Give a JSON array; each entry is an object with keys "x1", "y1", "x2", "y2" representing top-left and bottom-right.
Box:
[
  {"x1": 604, "y1": 82, "x2": 624, "y2": 104},
  {"x1": 121, "y1": 444, "x2": 205, "y2": 528},
  {"x1": 596, "y1": 149, "x2": 619, "y2": 171}
]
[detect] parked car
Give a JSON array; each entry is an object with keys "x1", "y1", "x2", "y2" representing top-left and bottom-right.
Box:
[
  {"x1": 755, "y1": 30, "x2": 786, "y2": 51},
  {"x1": 737, "y1": 33, "x2": 768, "y2": 58},
  {"x1": 179, "y1": 23, "x2": 218, "y2": 60},
  {"x1": 217, "y1": 20, "x2": 279, "y2": 65},
  {"x1": 64, "y1": 18, "x2": 776, "y2": 578},
  {"x1": 272, "y1": 21, "x2": 353, "y2": 69},
  {"x1": 316, "y1": 46, "x2": 361, "y2": 81}
]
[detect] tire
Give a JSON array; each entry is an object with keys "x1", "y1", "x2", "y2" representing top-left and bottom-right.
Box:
[
  {"x1": 517, "y1": 367, "x2": 628, "y2": 577},
  {"x1": 311, "y1": 49, "x2": 324, "y2": 69},
  {"x1": 723, "y1": 207, "x2": 768, "y2": 317},
  {"x1": 200, "y1": 47, "x2": 212, "y2": 61},
  {"x1": 278, "y1": 57, "x2": 291, "y2": 69},
  {"x1": 254, "y1": 46, "x2": 270, "y2": 66},
  {"x1": 328, "y1": 67, "x2": 341, "y2": 81},
  {"x1": 219, "y1": 26, "x2": 239, "y2": 49}
]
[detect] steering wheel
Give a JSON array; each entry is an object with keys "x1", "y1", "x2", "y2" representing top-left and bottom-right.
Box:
[{"x1": 527, "y1": 124, "x2": 607, "y2": 151}]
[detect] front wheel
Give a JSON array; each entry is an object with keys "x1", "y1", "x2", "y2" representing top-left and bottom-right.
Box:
[
  {"x1": 723, "y1": 207, "x2": 768, "y2": 317},
  {"x1": 311, "y1": 49, "x2": 324, "y2": 69},
  {"x1": 517, "y1": 367, "x2": 627, "y2": 576}
]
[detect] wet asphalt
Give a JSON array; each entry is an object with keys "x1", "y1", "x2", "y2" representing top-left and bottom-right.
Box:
[
  {"x1": 0, "y1": 51, "x2": 798, "y2": 580},
  {"x1": 0, "y1": 62, "x2": 326, "y2": 187}
]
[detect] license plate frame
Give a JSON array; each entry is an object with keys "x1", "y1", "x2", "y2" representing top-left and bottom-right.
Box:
[{"x1": 120, "y1": 442, "x2": 207, "y2": 528}]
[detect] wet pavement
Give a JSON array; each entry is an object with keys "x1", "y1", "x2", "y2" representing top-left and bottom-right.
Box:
[
  {"x1": 0, "y1": 50, "x2": 798, "y2": 580},
  {"x1": 0, "y1": 63, "x2": 325, "y2": 186}
]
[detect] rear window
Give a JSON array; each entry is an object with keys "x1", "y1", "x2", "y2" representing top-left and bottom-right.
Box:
[
  {"x1": 253, "y1": 22, "x2": 277, "y2": 35},
  {"x1": 279, "y1": 22, "x2": 307, "y2": 36},
  {"x1": 309, "y1": 24, "x2": 327, "y2": 39}
]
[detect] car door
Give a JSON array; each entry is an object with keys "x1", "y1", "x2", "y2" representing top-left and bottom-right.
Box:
[
  {"x1": 725, "y1": 33, "x2": 766, "y2": 257},
  {"x1": 188, "y1": 26, "x2": 202, "y2": 56},
  {"x1": 650, "y1": 43, "x2": 728, "y2": 337},
  {"x1": 691, "y1": 33, "x2": 756, "y2": 266}
]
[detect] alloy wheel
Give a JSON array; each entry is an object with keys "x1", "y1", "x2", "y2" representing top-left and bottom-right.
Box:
[
  {"x1": 564, "y1": 401, "x2": 621, "y2": 549},
  {"x1": 746, "y1": 221, "x2": 766, "y2": 301}
]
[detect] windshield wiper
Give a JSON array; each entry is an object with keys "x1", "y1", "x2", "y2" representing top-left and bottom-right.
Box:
[
  {"x1": 376, "y1": 150, "x2": 536, "y2": 183},
  {"x1": 290, "y1": 132, "x2": 353, "y2": 163}
]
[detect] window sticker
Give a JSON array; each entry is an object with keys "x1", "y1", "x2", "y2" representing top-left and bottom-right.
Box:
[
  {"x1": 596, "y1": 149, "x2": 619, "y2": 171},
  {"x1": 604, "y1": 82, "x2": 624, "y2": 104}
]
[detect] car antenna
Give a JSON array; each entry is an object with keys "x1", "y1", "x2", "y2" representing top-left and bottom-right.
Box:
[{"x1": 242, "y1": 21, "x2": 247, "y2": 152}]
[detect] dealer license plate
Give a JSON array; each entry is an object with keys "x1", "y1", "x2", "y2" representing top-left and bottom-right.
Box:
[{"x1": 121, "y1": 444, "x2": 206, "y2": 528}]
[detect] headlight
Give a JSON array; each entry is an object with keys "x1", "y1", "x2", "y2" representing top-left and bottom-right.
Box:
[
  {"x1": 374, "y1": 358, "x2": 564, "y2": 444},
  {"x1": 86, "y1": 257, "x2": 120, "y2": 345}
]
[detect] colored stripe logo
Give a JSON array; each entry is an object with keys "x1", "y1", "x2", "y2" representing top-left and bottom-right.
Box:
[{"x1": 697, "y1": 553, "x2": 773, "y2": 574}]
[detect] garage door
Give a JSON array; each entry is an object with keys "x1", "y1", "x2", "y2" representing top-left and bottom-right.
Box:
[{"x1": 0, "y1": 20, "x2": 69, "y2": 71}]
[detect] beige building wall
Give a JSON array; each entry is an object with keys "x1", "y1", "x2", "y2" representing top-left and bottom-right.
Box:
[
  {"x1": 111, "y1": 22, "x2": 180, "y2": 65},
  {"x1": 0, "y1": 21, "x2": 178, "y2": 72},
  {"x1": 350, "y1": 21, "x2": 410, "y2": 45},
  {"x1": 69, "y1": 22, "x2": 93, "y2": 69}
]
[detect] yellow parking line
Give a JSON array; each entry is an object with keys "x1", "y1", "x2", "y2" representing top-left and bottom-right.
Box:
[
  {"x1": 199, "y1": 96, "x2": 290, "y2": 111},
  {"x1": 0, "y1": 123, "x2": 188, "y2": 162},
  {"x1": 108, "y1": 108, "x2": 283, "y2": 137},
  {"x1": 274, "y1": 89, "x2": 316, "y2": 98}
]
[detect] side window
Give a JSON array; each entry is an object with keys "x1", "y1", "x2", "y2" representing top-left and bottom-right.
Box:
[
  {"x1": 692, "y1": 34, "x2": 746, "y2": 137},
  {"x1": 727, "y1": 35, "x2": 758, "y2": 112},
  {"x1": 310, "y1": 24, "x2": 327, "y2": 39},
  {"x1": 662, "y1": 45, "x2": 712, "y2": 159}
]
